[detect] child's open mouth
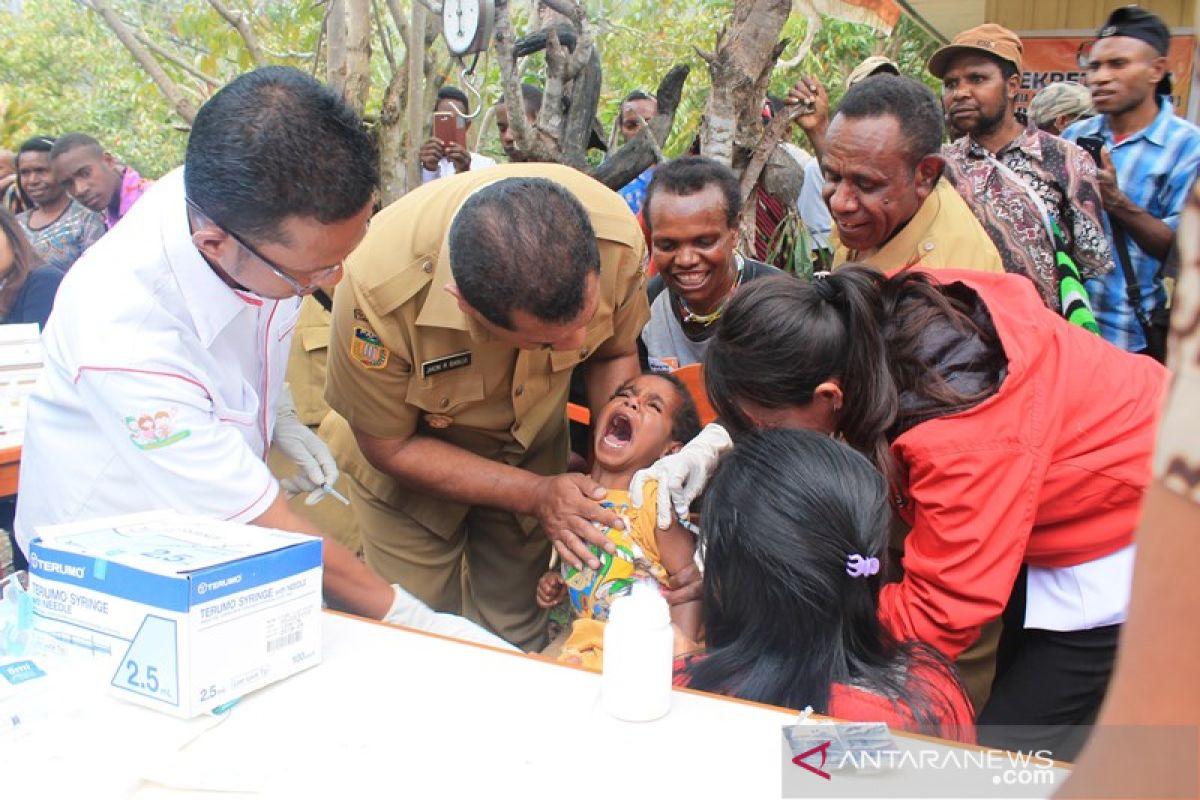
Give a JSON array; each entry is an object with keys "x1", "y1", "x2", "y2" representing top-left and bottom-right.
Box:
[{"x1": 601, "y1": 412, "x2": 634, "y2": 449}]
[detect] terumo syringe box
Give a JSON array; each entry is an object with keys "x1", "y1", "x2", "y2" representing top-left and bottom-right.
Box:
[{"x1": 27, "y1": 511, "x2": 323, "y2": 718}]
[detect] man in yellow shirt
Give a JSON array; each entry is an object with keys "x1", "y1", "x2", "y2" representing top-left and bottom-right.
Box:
[
  {"x1": 324, "y1": 164, "x2": 648, "y2": 649},
  {"x1": 824, "y1": 75, "x2": 1004, "y2": 273}
]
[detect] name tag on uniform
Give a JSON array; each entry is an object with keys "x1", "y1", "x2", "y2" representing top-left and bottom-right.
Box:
[{"x1": 422, "y1": 350, "x2": 472, "y2": 378}]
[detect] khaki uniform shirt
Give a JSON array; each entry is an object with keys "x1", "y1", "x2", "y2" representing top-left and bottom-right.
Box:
[
  {"x1": 287, "y1": 294, "x2": 334, "y2": 427},
  {"x1": 324, "y1": 163, "x2": 649, "y2": 537},
  {"x1": 833, "y1": 179, "x2": 1004, "y2": 274}
]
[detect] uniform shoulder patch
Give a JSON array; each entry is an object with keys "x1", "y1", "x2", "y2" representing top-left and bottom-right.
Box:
[{"x1": 351, "y1": 326, "x2": 389, "y2": 369}]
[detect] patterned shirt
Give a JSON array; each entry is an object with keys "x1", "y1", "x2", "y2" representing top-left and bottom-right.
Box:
[
  {"x1": 618, "y1": 166, "x2": 654, "y2": 216},
  {"x1": 105, "y1": 166, "x2": 154, "y2": 229},
  {"x1": 943, "y1": 125, "x2": 1113, "y2": 309},
  {"x1": 18, "y1": 199, "x2": 106, "y2": 272},
  {"x1": 1064, "y1": 99, "x2": 1200, "y2": 351}
]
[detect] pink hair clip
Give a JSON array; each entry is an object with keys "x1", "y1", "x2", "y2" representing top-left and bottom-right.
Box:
[{"x1": 846, "y1": 554, "x2": 880, "y2": 578}]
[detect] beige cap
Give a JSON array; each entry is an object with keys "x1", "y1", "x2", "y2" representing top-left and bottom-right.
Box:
[
  {"x1": 845, "y1": 55, "x2": 900, "y2": 89},
  {"x1": 1028, "y1": 81, "x2": 1094, "y2": 127},
  {"x1": 927, "y1": 23, "x2": 1023, "y2": 78}
]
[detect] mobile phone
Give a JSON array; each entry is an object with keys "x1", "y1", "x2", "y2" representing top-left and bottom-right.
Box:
[
  {"x1": 1077, "y1": 135, "x2": 1105, "y2": 167},
  {"x1": 433, "y1": 111, "x2": 466, "y2": 148}
]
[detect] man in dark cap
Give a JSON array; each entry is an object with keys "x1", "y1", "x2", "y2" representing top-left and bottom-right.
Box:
[
  {"x1": 1063, "y1": 5, "x2": 1200, "y2": 354},
  {"x1": 931, "y1": 24, "x2": 1112, "y2": 311}
]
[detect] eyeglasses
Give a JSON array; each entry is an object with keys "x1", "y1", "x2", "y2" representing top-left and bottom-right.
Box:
[{"x1": 185, "y1": 197, "x2": 342, "y2": 296}]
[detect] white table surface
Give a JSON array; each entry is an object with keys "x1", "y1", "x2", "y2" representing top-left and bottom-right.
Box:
[{"x1": 6, "y1": 611, "x2": 1069, "y2": 799}]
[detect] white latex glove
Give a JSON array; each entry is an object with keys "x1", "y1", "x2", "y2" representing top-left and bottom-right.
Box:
[
  {"x1": 383, "y1": 584, "x2": 519, "y2": 651},
  {"x1": 629, "y1": 422, "x2": 733, "y2": 529},
  {"x1": 273, "y1": 384, "x2": 339, "y2": 496}
]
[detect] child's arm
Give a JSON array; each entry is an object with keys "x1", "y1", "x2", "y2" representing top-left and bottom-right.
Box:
[
  {"x1": 536, "y1": 571, "x2": 567, "y2": 609},
  {"x1": 655, "y1": 520, "x2": 702, "y2": 643}
]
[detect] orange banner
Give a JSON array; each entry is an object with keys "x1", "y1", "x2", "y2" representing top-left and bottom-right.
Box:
[{"x1": 1017, "y1": 35, "x2": 1195, "y2": 118}]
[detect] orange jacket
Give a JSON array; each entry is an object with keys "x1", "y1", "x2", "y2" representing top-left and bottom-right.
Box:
[{"x1": 878, "y1": 270, "x2": 1168, "y2": 660}]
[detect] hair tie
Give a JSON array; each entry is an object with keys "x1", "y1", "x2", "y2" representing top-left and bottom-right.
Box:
[
  {"x1": 846, "y1": 554, "x2": 880, "y2": 578},
  {"x1": 813, "y1": 273, "x2": 838, "y2": 303}
]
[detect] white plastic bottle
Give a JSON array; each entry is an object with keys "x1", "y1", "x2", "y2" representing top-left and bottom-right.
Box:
[{"x1": 602, "y1": 580, "x2": 673, "y2": 721}]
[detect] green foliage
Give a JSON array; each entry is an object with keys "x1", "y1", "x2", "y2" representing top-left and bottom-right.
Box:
[{"x1": 0, "y1": 0, "x2": 185, "y2": 175}]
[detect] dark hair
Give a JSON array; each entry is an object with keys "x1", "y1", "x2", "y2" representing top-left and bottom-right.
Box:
[
  {"x1": 835, "y1": 75, "x2": 944, "y2": 164},
  {"x1": 449, "y1": 177, "x2": 599, "y2": 328},
  {"x1": 0, "y1": 208, "x2": 44, "y2": 317},
  {"x1": 49, "y1": 132, "x2": 103, "y2": 161},
  {"x1": 685, "y1": 428, "x2": 971, "y2": 736},
  {"x1": 622, "y1": 89, "x2": 657, "y2": 105},
  {"x1": 656, "y1": 372, "x2": 703, "y2": 444},
  {"x1": 643, "y1": 156, "x2": 741, "y2": 232},
  {"x1": 184, "y1": 66, "x2": 378, "y2": 244},
  {"x1": 17, "y1": 136, "x2": 54, "y2": 157},
  {"x1": 497, "y1": 83, "x2": 546, "y2": 116},
  {"x1": 704, "y1": 267, "x2": 1002, "y2": 489},
  {"x1": 15, "y1": 136, "x2": 55, "y2": 207},
  {"x1": 436, "y1": 86, "x2": 470, "y2": 115}
]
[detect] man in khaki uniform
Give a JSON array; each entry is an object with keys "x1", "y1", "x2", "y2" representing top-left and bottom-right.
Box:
[
  {"x1": 822, "y1": 74, "x2": 1004, "y2": 274},
  {"x1": 325, "y1": 163, "x2": 648, "y2": 650}
]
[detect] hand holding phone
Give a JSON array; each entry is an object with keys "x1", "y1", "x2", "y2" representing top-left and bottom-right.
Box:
[
  {"x1": 433, "y1": 111, "x2": 467, "y2": 148},
  {"x1": 1077, "y1": 135, "x2": 1105, "y2": 167}
]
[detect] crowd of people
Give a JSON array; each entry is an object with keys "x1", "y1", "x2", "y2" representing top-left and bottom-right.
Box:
[{"x1": 3, "y1": 4, "x2": 1199, "y2": 771}]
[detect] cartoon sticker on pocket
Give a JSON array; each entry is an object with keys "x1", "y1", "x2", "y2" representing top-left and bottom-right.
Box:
[{"x1": 351, "y1": 326, "x2": 389, "y2": 369}]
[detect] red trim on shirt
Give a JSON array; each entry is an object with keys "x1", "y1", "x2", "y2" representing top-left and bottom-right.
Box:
[
  {"x1": 74, "y1": 365, "x2": 212, "y2": 400},
  {"x1": 259, "y1": 300, "x2": 279, "y2": 459},
  {"x1": 225, "y1": 478, "x2": 275, "y2": 521},
  {"x1": 233, "y1": 290, "x2": 264, "y2": 307}
]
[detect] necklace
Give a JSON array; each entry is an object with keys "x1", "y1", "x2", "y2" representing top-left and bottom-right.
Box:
[{"x1": 675, "y1": 253, "x2": 745, "y2": 327}]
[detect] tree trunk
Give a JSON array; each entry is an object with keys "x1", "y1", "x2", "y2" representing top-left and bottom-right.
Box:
[
  {"x1": 404, "y1": 1, "x2": 429, "y2": 194},
  {"x1": 378, "y1": 67, "x2": 407, "y2": 205},
  {"x1": 698, "y1": 0, "x2": 792, "y2": 167},
  {"x1": 327, "y1": 0, "x2": 349, "y2": 98},
  {"x1": 344, "y1": 0, "x2": 372, "y2": 114}
]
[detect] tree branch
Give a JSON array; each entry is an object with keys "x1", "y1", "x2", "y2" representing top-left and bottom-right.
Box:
[
  {"x1": 538, "y1": 0, "x2": 583, "y2": 26},
  {"x1": 82, "y1": 0, "x2": 198, "y2": 123},
  {"x1": 206, "y1": 0, "x2": 267, "y2": 68},
  {"x1": 384, "y1": 0, "x2": 411, "y2": 45},
  {"x1": 133, "y1": 30, "x2": 221, "y2": 89},
  {"x1": 310, "y1": 0, "x2": 331, "y2": 76},
  {"x1": 372, "y1": 0, "x2": 397, "y2": 73},
  {"x1": 738, "y1": 100, "x2": 804, "y2": 209},
  {"x1": 590, "y1": 64, "x2": 689, "y2": 190},
  {"x1": 412, "y1": 0, "x2": 443, "y2": 14}
]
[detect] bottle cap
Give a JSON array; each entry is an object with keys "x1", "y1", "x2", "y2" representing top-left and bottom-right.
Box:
[{"x1": 608, "y1": 579, "x2": 670, "y2": 628}]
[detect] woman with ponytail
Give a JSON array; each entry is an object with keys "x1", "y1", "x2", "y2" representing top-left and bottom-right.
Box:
[{"x1": 633, "y1": 266, "x2": 1166, "y2": 759}]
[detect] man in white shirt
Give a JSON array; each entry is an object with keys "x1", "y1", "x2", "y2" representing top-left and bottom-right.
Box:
[
  {"x1": 13, "y1": 67, "x2": 458, "y2": 630},
  {"x1": 419, "y1": 86, "x2": 496, "y2": 183}
]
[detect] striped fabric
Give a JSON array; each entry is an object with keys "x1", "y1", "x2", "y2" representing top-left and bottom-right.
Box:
[{"x1": 1063, "y1": 99, "x2": 1200, "y2": 352}]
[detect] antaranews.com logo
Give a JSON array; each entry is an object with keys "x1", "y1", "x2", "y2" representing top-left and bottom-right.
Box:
[
  {"x1": 781, "y1": 722, "x2": 1063, "y2": 799},
  {"x1": 781, "y1": 723, "x2": 1199, "y2": 799}
]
